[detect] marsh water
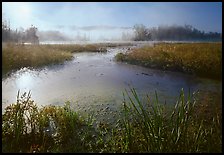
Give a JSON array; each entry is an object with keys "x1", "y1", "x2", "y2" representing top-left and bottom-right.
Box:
[{"x1": 2, "y1": 42, "x2": 221, "y2": 121}]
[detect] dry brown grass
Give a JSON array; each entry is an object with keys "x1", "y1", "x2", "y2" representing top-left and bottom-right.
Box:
[
  {"x1": 2, "y1": 43, "x2": 73, "y2": 75},
  {"x1": 116, "y1": 42, "x2": 222, "y2": 79},
  {"x1": 42, "y1": 44, "x2": 107, "y2": 53},
  {"x1": 2, "y1": 43, "x2": 111, "y2": 76}
]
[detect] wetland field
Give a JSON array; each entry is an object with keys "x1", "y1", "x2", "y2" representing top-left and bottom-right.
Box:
[{"x1": 2, "y1": 41, "x2": 222, "y2": 153}]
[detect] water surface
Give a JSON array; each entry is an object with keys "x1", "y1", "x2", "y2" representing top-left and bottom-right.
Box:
[{"x1": 2, "y1": 43, "x2": 221, "y2": 117}]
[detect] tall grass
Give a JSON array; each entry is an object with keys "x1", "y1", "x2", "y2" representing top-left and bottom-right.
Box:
[
  {"x1": 115, "y1": 42, "x2": 222, "y2": 79},
  {"x1": 41, "y1": 44, "x2": 107, "y2": 53},
  {"x1": 115, "y1": 88, "x2": 221, "y2": 152},
  {"x1": 2, "y1": 43, "x2": 109, "y2": 77},
  {"x1": 2, "y1": 91, "x2": 96, "y2": 153},
  {"x1": 2, "y1": 88, "x2": 222, "y2": 153},
  {"x1": 2, "y1": 43, "x2": 73, "y2": 76}
]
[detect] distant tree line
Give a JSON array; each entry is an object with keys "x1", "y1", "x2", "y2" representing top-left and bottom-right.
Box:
[
  {"x1": 3, "y1": 16, "x2": 221, "y2": 43},
  {"x1": 2, "y1": 18, "x2": 39, "y2": 44},
  {"x1": 132, "y1": 24, "x2": 222, "y2": 41}
]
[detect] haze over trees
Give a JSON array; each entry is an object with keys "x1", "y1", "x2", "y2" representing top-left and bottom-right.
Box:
[
  {"x1": 132, "y1": 24, "x2": 222, "y2": 41},
  {"x1": 2, "y1": 16, "x2": 221, "y2": 43},
  {"x1": 132, "y1": 24, "x2": 151, "y2": 41},
  {"x1": 2, "y1": 18, "x2": 39, "y2": 44}
]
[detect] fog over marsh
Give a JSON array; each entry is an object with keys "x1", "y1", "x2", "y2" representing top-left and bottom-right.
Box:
[{"x1": 2, "y1": 2, "x2": 222, "y2": 42}]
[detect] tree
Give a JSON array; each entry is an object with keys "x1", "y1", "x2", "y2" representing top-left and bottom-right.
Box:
[
  {"x1": 147, "y1": 24, "x2": 221, "y2": 41},
  {"x1": 2, "y1": 14, "x2": 39, "y2": 44},
  {"x1": 133, "y1": 24, "x2": 151, "y2": 41},
  {"x1": 24, "y1": 25, "x2": 39, "y2": 44},
  {"x1": 2, "y1": 16, "x2": 11, "y2": 42}
]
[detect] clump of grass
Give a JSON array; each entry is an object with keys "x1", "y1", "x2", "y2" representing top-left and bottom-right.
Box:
[
  {"x1": 2, "y1": 91, "x2": 97, "y2": 153},
  {"x1": 2, "y1": 43, "x2": 73, "y2": 76},
  {"x1": 114, "y1": 53, "x2": 126, "y2": 61},
  {"x1": 44, "y1": 44, "x2": 107, "y2": 53},
  {"x1": 115, "y1": 43, "x2": 222, "y2": 79},
  {"x1": 2, "y1": 43, "x2": 110, "y2": 77},
  {"x1": 95, "y1": 42, "x2": 136, "y2": 48},
  {"x1": 108, "y1": 88, "x2": 222, "y2": 153},
  {"x1": 2, "y1": 88, "x2": 222, "y2": 153}
]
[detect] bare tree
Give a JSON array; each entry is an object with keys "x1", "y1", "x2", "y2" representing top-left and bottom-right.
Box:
[
  {"x1": 133, "y1": 24, "x2": 151, "y2": 41},
  {"x1": 24, "y1": 25, "x2": 39, "y2": 44},
  {"x1": 2, "y1": 15, "x2": 11, "y2": 42}
]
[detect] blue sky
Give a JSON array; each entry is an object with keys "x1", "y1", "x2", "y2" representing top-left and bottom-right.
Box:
[{"x1": 2, "y1": 2, "x2": 222, "y2": 40}]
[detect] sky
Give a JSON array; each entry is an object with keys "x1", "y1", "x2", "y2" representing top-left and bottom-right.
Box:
[{"x1": 2, "y1": 2, "x2": 222, "y2": 40}]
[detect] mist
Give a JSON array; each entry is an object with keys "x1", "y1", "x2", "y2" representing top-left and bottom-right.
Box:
[
  {"x1": 37, "y1": 30, "x2": 73, "y2": 41},
  {"x1": 2, "y1": 2, "x2": 222, "y2": 43},
  {"x1": 37, "y1": 25, "x2": 134, "y2": 42}
]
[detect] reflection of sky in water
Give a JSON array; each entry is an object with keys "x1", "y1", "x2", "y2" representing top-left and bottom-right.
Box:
[
  {"x1": 16, "y1": 72, "x2": 35, "y2": 90},
  {"x1": 2, "y1": 45, "x2": 222, "y2": 112}
]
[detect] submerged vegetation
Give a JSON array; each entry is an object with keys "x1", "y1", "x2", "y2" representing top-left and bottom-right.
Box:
[
  {"x1": 2, "y1": 88, "x2": 222, "y2": 153},
  {"x1": 115, "y1": 42, "x2": 222, "y2": 79}
]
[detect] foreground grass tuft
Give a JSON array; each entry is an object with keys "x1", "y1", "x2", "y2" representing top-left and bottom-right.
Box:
[
  {"x1": 114, "y1": 88, "x2": 222, "y2": 153},
  {"x1": 2, "y1": 88, "x2": 222, "y2": 153},
  {"x1": 2, "y1": 91, "x2": 97, "y2": 153}
]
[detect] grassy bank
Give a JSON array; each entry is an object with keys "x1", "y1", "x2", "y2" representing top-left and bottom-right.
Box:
[
  {"x1": 115, "y1": 42, "x2": 222, "y2": 79},
  {"x1": 2, "y1": 43, "x2": 110, "y2": 77},
  {"x1": 2, "y1": 88, "x2": 222, "y2": 153}
]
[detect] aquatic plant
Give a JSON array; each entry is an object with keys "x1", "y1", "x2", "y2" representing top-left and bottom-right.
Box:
[{"x1": 2, "y1": 88, "x2": 222, "y2": 153}]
